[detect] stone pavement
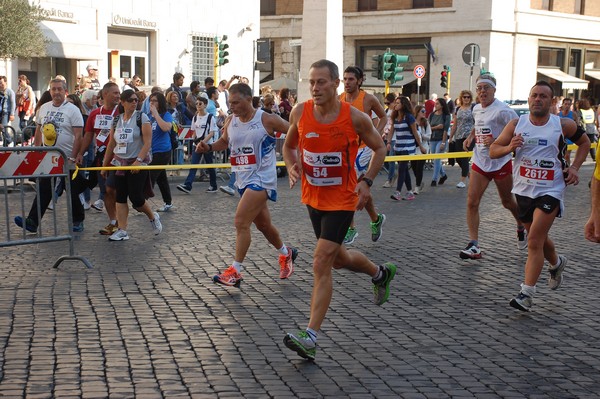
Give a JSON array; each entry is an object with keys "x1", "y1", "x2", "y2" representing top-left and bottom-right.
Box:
[{"x1": 1, "y1": 163, "x2": 599, "y2": 398}]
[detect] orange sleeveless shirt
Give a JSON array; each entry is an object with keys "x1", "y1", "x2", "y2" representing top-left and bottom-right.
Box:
[
  {"x1": 298, "y1": 100, "x2": 359, "y2": 211},
  {"x1": 339, "y1": 90, "x2": 366, "y2": 112},
  {"x1": 340, "y1": 90, "x2": 368, "y2": 148}
]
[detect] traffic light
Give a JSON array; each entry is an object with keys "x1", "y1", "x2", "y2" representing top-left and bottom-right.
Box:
[
  {"x1": 214, "y1": 35, "x2": 229, "y2": 66},
  {"x1": 393, "y1": 54, "x2": 409, "y2": 84},
  {"x1": 381, "y1": 52, "x2": 407, "y2": 84},
  {"x1": 440, "y1": 70, "x2": 448, "y2": 88},
  {"x1": 371, "y1": 54, "x2": 383, "y2": 80}
]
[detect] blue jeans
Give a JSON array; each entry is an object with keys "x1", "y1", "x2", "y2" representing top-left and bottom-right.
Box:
[
  {"x1": 386, "y1": 145, "x2": 396, "y2": 181},
  {"x1": 184, "y1": 150, "x2": 216, "y2": 189},
  {"x1": 430, "y1": 140, "x2": 447, "y2": 182},
  {"x1": 1, "y1": 114, "x2": 12, "y2": 145}
]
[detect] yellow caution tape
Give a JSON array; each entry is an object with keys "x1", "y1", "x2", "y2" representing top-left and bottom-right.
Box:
[{"x1": 71, "y1": 143, "x2": 584, "y2": 180}]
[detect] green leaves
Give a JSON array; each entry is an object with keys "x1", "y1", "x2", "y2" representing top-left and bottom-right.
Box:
[{"x1": 0, "y1": 0, "x2": 47, "y2": 59}]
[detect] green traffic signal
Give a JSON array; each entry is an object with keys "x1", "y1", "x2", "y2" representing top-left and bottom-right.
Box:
[
  {"x1": 215, "y1": 35, "x2": 229, "y2": 66},
  {"x1": 371, "y1": 54, "x2": 383, "y2": 80},
  {"x1": 381, "y1": 52, "x2": 408, "y2": 84}
]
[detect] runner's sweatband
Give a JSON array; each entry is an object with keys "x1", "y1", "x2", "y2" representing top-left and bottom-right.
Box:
[{"x1": 571, "y1": 125, "x2": 585, "y2": 142}]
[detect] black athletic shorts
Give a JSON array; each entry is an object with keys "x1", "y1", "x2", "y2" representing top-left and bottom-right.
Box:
[
  {"x1": 515, "y1": 194, "x2": 561, "y2": 223},
  {"x1": 306, "y1": 205, "x2": 354, "y2": 244}
]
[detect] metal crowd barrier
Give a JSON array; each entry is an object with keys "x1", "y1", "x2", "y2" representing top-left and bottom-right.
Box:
[{"x1": 0, "y1": 146, "x2": 93, "y2": 269}]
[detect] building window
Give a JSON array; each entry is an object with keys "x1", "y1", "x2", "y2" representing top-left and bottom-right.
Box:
[
  {"x1": 413, "y1": 0, "x2": 434, "y2": 8},
  {"x1": 538, "y1": 47, "x2": 565, "y2": 68},
  {"x1": 587, "y1": 51, "x2": 600, "y2": 70},
  {"x1": 358, "y1": 0, "x2": 377, "y2": 11},
  {"x1": 540, "y1": 0, "x2": 553, "y2": 10},
  {"x1": 261, "y1": 0, "x2": 276, "y2": 16},
  {"x1": 190, "y1": 35, "x2": 215, "y2": 82}
]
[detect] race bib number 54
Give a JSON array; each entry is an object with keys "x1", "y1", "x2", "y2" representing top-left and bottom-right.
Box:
[{"x1": 302, "y1": 149, "x2": 343, "y2": 186}]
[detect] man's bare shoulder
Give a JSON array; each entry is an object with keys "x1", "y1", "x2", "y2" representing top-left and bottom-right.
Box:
[
  {"x1": 350, "y1": 104, "x2": 373, "y2": 125},
  {"x1": 364, "y1": 92, "x2": 385, "y2": 115},
  {"x1": 290, "y1": 103, "x2": 306, "y2": 119}
]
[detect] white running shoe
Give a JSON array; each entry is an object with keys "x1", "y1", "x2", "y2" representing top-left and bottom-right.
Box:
[
  {"x1": 157, "y1": 203, "x2": 173, "y2": 212},
  {"x1": 109, "y1": 229, "x2": 129, "y2": 241},
  {"x1": 91, "y1": 199, "x2": 104, "y2": 211},
  {"x1": 220, "y1": 186, "x2": 235, "y2": 196},
  {"x1": 150, "y1": 212, "x2": 162, "y2": 235}
]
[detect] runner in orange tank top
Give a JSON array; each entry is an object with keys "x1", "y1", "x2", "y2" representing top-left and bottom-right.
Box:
[
  {"x1": 339, "y1": 66, "x2": 388, "y2": 245},
  {"x1": 282, "y1": 59, "x2": 397, "y2": 361}
]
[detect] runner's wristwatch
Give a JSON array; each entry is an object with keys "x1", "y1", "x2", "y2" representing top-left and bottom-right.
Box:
[{"x1": 360, "y1": 177, "x2": 373, "y2": 187}]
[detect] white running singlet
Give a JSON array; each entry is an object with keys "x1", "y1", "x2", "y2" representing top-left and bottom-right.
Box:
[
  {"x1": 512, "y1": 114, "x2": 567, "y2": 202},
  {"x1": 228, "y1": 109, "x2": 277, "y2": 191},
  {"x1": 471, "y1": 99, "x2": 518, "y2": 172}
]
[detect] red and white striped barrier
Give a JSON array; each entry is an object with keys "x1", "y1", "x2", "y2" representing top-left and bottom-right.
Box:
[
  {"x1": 0, "y1": 150, "x2": 64, "y2": 177},
  {"x1": 178, "y1": 127, "x2": 193, "y2": 140}
]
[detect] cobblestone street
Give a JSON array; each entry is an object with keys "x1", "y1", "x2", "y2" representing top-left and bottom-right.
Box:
[{"x1": 1, "y1": 164, "x2": 599, "y2": 398}]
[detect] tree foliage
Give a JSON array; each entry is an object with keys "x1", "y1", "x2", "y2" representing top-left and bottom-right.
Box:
[{"x1": 0, "y1": 0, "x2": 46, "y2": 59}]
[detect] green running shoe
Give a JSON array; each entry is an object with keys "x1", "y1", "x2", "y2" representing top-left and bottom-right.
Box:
[
  {"x1": 373, "y1": 262, "x2": 397, "y2": 305},
  {"x1": 343, "y1": 227, "x2": 358, "y2": 245},
  {"x1": 370, "y1": 213, "x2": 386, "y2": 242},
  {"x1": 284, "y1": 330, "x2": 316, "y2": 360}
]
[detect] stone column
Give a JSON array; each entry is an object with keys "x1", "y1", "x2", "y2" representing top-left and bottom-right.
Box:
[{"x1": 297, "y1": 0, "x2": 343, "y2": 102}]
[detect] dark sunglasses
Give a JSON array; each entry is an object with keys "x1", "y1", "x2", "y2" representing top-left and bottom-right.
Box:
[
  {"x1": 462, "y1": 95, "x2": 471, "y2": 99},
  {"x1": 420, "y1": 109, "x2": 426, "y2": 113},
  {"x1": 384, "y1": 102, "x2": 391, "y2": 105},
  {"x1": 126, "y1": 97, "x2": 139, "y2": 103}
]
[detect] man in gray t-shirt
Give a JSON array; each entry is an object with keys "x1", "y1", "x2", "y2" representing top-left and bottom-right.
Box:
[{"x1": 14, "y1": 78, "x2": 88, "y2": 233}]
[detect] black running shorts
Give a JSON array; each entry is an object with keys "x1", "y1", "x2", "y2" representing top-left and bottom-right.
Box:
[
  {"x1": 306, "y1": 205, "x2": 355, "y2": 244},
  {"x1": 515, "y1": 194, "x2": 561, "y2": 223}
]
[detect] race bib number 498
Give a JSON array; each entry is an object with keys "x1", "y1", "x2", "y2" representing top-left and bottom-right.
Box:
[{"x1": 230, "y1": 145, "x2": 257, "y2": 172}]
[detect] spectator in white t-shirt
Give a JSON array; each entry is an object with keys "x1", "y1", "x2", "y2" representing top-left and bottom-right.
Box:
[{"x1": 176, "y1": 96, "x2": 219, "y2": 193}]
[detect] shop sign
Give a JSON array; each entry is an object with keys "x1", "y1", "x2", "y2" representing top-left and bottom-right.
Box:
[
  {"x1": 41, "y1": 7, "x2": 76, "y2": 23},
  {"x1": 112, "y1": 14, "x2": 157, "y2": 29}
]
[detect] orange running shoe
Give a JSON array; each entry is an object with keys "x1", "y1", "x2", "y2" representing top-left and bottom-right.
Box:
[
  {"x1": 213, "y1": 265, "x2": 242, "y2": 287},
  {"x1": 279, "y1": 246, "x2": 298, "y2": 279}
]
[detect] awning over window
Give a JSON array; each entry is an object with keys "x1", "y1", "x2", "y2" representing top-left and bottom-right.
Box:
[
  {"x1": 537, "y1": 67, "x2": 589, "y2": 90},
  {"x1": 585, "y1": 70, "x2": 600, "y2": 81}
]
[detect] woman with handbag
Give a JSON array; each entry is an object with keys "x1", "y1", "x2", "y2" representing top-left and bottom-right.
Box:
[
  {"x1": 449, "y1": 90, "x2": 475, "y2": 188},
  {"x1": 16, "y1": 75, "x2": 35, "y2": 131}
]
